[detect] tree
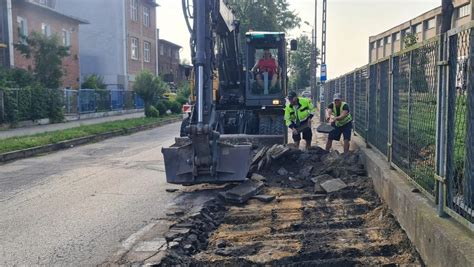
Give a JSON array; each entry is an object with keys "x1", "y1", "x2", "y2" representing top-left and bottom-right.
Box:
[
  {"x1": 403, "y1": 33, "x2": 418, "y2": 48},
  {"x1": 227, "y1": 0, "x2": 301, "y2": 41},
  {"x1": 15, "y1": 31, "x2": 69, "y2": 89},
  {"x1": 82, "y1": 74, "x2": 106, "y2": 89},
  {"x1": 133, "y1": 70, "x2": 168, "y2": 110},
  {"x1": 289, "y1": 35, "x2": 318, "y2": 90}
]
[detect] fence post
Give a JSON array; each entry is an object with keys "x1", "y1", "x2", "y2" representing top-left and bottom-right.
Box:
[
  {"x1": 365, "y1": 66, "x2": 371, "y2": 147},
  {"x1": 388, "y1": 56, "x2": 394, "y2": 164},
  {"x1": 435, "y1": 33, "x2": 449, "y2": 217},
  {"x1": 407, "y1": 51, "x2": 413, "y2": 170}
]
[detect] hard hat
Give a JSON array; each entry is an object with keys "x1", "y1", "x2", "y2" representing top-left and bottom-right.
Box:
[{"x1": 333, "y1": 93, "x2": 342, "y2": 101}]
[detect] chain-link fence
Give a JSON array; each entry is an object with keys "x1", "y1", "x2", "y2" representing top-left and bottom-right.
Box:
[
  {"x1": 447, "y1": 28, "x2": 473, "y2": 223},
  {"x1": 324, "y1": 27, "x2": 473, "y2": 227}
]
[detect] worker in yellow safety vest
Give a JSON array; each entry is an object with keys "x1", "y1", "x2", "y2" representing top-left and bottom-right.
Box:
[
  {"x1": 284, "y1": 91, "x2": 316, "y2": 149},
  {"x1": 326, "y1": 93, "x2": 353, "y2": 153}
]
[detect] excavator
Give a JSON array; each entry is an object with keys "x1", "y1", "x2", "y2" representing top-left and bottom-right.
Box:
[{"x1": 162, "y1": 0, "x2": 297, "y2": 185}]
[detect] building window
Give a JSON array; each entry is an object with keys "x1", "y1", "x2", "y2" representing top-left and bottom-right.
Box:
[
  {"x1": 415, "y1": 24, "x2": 422, "y2": 33},
  {"x1": 62, "y1": 29, "x2": 71, "y2": 46},
  {"x1": 385, "y1": 36, "x2": 391, "y2": 45},
  {"x1": 174, "y1": 50, "x2": 179, "y2": 60},
  {"x1": 39, "y1": 0, "x2": 47, "y2": 5},
  {"x1": 131, "y1": 37, "x2": 139, "y2": 60},
  {"x1": 130, "y1": 0, "x2": 138, "y2": 21},
  {"x1": 377, "y1": 39, "x2": 383, "y2": 47},
  {"x1": 143, "y1": 7, "x2": 150, "y2": 27},
  {"x1": 160, "y1": 44, "x2": 164, "y2": 55},
  {"x1": 17, "y1": 16, "x2": 28, "y2": 44},
  {"x1": 394, "y1": 32, "x2": 400, "y2": 41},
  {"x1": 426, "y1": 18, "x2": 436, "y2": 29},
  {"x1": 168, "y1": 47, "x2": 172, "y2": 56},
  {"x1": 144, "y1": 41, "x2": 151, "y2": 62},
  {"x1": 41, "y1": 23, "x2": 51, "y2": 37},
  {"x1": 458, "y1": 4, "x2": 471, "y2": 18}
]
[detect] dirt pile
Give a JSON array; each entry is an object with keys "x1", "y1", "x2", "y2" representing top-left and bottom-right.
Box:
[{"x1": 158, "y1": 146, "x2": 423, "y2": 266}]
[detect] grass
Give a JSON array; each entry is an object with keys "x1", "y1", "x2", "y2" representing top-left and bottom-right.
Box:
[{"x1": 0, "y1": 115, "x2": 180, "y2": 154}]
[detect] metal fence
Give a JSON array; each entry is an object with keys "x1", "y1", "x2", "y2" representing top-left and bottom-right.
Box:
[
  {"x1": 63, "y1": 89, "x2": 144, "y2": 115},
  {"x1": 1, "y1": 88, "x2": 145, "y2": 124},
  {"x1": 325, "y1": 26, "x2": 474, "y2": 228}
]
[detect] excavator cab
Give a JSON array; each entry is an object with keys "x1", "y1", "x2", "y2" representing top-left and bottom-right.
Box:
[{"x1": 245, "y1": 32, "x2": 287, "y2": 107}]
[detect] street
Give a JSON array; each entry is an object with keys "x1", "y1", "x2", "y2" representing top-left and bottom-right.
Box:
[{"x1": 0, "y1": 122, "x2": 183, "y2": 265}]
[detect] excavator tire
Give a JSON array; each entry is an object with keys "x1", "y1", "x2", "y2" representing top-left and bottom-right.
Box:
[{"x1": 258, "y1": 116, "x2": 273, "y2": 135}]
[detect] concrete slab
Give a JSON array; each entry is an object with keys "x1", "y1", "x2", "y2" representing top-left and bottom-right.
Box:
[
  {"x1": 320, "y1": 179, "x2": 347, "y2": 193},
  {"x1": 133, "y1": 239, "x2": 166, "y2": 252},
  {"x1": 251, "y1": 195, "x2": 276, "y2": 203}
]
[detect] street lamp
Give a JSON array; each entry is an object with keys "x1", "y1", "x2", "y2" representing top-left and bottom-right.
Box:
[{"x1": 303, "y1": 21, "x2": 317, "y2": 104}]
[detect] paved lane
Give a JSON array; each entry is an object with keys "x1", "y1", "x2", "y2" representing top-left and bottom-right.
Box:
[{"x1": 0, "y1": 122, "x2": 182, "y2": 265}]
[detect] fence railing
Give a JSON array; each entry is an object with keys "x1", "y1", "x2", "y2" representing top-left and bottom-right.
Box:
[
  {"x1": 0, "y1": 88, "x2": 145, "y2": 124},
  {"x1": 64, "y1": 89, "x2": 144, "y2": 115},
  {"x1": 323, "y1": 27, "x2": 473, "y2": 229}
]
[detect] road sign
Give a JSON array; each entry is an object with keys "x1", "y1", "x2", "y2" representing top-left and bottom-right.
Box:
[{"x1": 320, "y1": 64, "x2": 327, "y2": 81}]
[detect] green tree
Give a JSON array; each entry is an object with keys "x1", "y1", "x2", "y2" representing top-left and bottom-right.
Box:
[
  {"x1": 227, "y1": 0, "x2": 300, "y2": 41},
  {"x1": 403, "y1": 33, "x2": 418, "y2": 48},
  {"x1": 133, "y1": 70, "x2": 168, "y2": 111},
  {"x1": 82, "y1": 74, "x2": 106, "y2": 89},
  {"x1": 289, "y1": 35, "x2": 318, "y2": 90},
  {"x1": 15, "y1": 31, "x2": 69, "y2": 89}
]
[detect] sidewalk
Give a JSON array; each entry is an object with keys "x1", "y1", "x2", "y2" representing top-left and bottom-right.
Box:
[{"x1": 0, "y1": 112, "x2": 145, "y2": 139}]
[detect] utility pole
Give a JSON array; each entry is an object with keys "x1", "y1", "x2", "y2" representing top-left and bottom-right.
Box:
[
  {"x1": 320, "y1": 0, "x2": 327, "y2": 122},
  {"x1": 313, "y1": 0, "x2": 318, "y2": 104}
]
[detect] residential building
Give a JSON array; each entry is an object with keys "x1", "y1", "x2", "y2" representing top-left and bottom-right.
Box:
[
  {"x1": 56, "y1": 0, "x2": 158, "y2": 90},
  {"x1": 369, "y1": 0, "x2": 471, "y2": 63},
  {"x1": 158, "y1": 39, "x2": 181, "y2": 86},
  {"x1": 7, "y1": 0, "x2": 88, "y2": 88}
]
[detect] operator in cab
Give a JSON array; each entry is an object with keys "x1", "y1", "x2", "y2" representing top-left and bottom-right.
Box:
[
  {"x1": 325, "y1": 93, "x2": 353, "y2": 153},
  {"x1": 251, "y1": 48, "x2": 279, "y2": 89},
  {"x1": 284, "y1": 91, "x2": 315, "y2": 150}
]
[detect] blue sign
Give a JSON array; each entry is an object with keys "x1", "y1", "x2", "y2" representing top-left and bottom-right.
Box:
[{"x1": 320, "y1": 64, "x2": 327, "y2": 81}]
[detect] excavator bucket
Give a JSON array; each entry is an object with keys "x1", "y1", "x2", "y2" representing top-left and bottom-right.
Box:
[{"x1": 162, "y1": 138, "x2": 252, "y2": 185}]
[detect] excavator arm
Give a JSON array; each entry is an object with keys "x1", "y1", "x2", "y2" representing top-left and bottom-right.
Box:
[{"x1": 162, "y1": 0, "x2": 251, "y2": 184}]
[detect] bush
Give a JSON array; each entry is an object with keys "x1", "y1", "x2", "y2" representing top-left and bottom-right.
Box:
[
  {"x1": 169, "y1": 101, "x2": 181, "y2": 114},
  {"x1": 161, "y1": 100, "x2": 172, "y2": 110},
  {"x1": 82, "y1": 74, "x2": 106, "y2": 89},
  {"x1": 176, "y1": 95, "x2": 188, "y2": 105},
  {"x1": 155, "y1": 101, "x2": 167, "y2": 116},
  {"x1": 46, "y1": 88, "x2": 64, "y2": 123},
  {"x1": 145, "y1": 105, "x2": 160, "y2": 118}
]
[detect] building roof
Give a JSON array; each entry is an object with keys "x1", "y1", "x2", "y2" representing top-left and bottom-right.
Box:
[
  {"x1": 369, "y1": 0, "x2": 470, "y2": 42},
  {"x1": 23, "y1": 0, "x2": 90, "y2": 24},
  {"x1": 159, "y1": 39, "x2": 182, "y2": 49}
]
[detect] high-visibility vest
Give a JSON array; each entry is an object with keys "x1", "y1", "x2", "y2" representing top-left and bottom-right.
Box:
[
  {"x1": 333, "y1": 102, "x2": 353, "y2": 127},
  {"x1": 284, "y1": 97, "x2": 315, "y2": 127}
]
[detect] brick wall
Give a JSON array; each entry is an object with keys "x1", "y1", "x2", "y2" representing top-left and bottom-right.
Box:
[
  {"x1": 12, "y1": 1, "x2": 81, "y2": 88},
  {"x1": 126, "y1": 0, "x2": 157, "y2": 84},
  {"x1": 158, "y1": 41, "x2": 180, "y2": 83}
]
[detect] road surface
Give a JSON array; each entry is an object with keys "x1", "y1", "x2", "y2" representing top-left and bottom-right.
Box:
[{"x1": 0, "y1": 122, "x2": 184, "y2": 265}]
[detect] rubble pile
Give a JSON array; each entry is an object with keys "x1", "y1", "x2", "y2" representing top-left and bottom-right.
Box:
[{"x1": 157, "y1": 146, "x2": 423, "y2": 266}]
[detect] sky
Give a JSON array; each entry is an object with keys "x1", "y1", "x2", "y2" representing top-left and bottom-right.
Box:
[{"x1": 156, "y1": 0, "x2": 441, "y2": 78}]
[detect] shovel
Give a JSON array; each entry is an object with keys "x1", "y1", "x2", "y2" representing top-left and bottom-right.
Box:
[{"x1": 317, "y1": 123, "x2": 335, "y2": 134}]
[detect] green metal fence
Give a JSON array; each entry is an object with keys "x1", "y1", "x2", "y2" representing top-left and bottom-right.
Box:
[{"x1": 324, "y1": 26, "x2": 473, "y2": 229}]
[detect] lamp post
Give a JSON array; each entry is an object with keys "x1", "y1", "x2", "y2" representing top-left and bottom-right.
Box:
[{"x1": 304, "y1": 21, "x2": 317, "y2": 104}]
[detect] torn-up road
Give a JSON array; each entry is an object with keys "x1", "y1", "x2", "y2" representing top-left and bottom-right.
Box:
[{"x1": 124, "y1": 146, "x2": 423, "y2": 266}]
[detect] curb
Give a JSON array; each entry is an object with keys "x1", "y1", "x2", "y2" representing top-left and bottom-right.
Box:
[{"x1": 0, "y1": 117, "x2": 182, "y2": 164}]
